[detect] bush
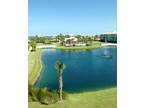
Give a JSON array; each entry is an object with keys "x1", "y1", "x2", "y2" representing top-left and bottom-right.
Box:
[
  {"x1": 44, "y1": 40, "x2": 51, "y2": 44},
  {"x1": 38, "y1": 88, "x2": 50, "y2": 104},
  {"x1": 86, "y1": 43, "x2": 90, "y2": 46},
  {"x1": 30, "y1": 41, "x2": 37, "y2": 52},
  {"x1": 28, "y1": 84, "x2": 67, "y2": 105},
  {"x1": 28, "y1": 84, "x2": 39, "y2": 101},
  {"x1": 62, "y1": 91, "x2": 68, "y2": 99}
]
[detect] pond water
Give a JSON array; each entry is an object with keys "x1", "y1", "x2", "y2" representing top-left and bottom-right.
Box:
[{"x1": 35, "y1": 47, "x2": 117, "y2": 92}]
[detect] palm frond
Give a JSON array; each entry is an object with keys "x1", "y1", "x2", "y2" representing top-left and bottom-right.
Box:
[{"x1": 55, "y1": 60, "x2": 66, "y2": 74}]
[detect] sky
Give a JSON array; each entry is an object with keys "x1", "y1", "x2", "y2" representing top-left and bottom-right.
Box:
[{"x1": 29, "y1": 0, "x2": 117, "y2": 36}]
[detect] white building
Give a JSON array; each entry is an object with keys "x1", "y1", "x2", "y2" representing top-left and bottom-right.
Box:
[{"x1": 64, "y1": 36, "x2": 86, "y2": 47}]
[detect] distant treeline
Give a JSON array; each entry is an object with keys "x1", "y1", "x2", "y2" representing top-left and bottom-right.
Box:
[
  {"x1": 29, "y1": 36, "x2": 59, "y2": 44},
  {"x1": 28, "y1": 33, "x2": 117, "y2": 44}
]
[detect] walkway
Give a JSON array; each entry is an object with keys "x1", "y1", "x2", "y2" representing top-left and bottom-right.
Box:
[
  {"x1": 36, "y1": 45, "x2": 56, "y2": 49},
  {"x1": 101, "y1": 43, "x2": 117, "y2": 47}
]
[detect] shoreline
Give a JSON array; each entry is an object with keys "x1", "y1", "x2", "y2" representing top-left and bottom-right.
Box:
[
  {"x1": 64, "y1": 85, "x2": 117, "y2": 94},
  {"x1": 29, "y1": 45, "x2": 116, "y2": 85},
  {"x1": 28, "y1": 46, "x2": 100, "y2": 86},
  {"x1": 56, "y1": 44, "x2": 102, "y2": 50},
  {"x1": 28, "y1": 49, "x2": 43, "y2": 85},
  {"x1": 33, "y1": 50, "x2": 42, "y2": 86}
]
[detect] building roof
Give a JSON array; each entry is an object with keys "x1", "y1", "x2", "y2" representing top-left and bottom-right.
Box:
[{"x1": 64, "y1": 37, "x2": 78, "y2": 41}]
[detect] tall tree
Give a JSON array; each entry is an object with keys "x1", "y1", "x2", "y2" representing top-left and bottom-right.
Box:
[
  {"x1": 55, "y1": 61, "x2": 66, "y2": 101},
  {"x1": 57, "y1": 33, "x2": 65, "y2": 46}
]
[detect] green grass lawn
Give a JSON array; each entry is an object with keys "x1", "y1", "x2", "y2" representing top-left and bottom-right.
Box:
[
  {"x1": 28, "y1": 49, "x2": 42, "y2": 85},
  {"x1": 28, "y1": 44, "x2": 116, "y2": 108},
  {"x1": 29, "y1": 87, "x2": 117, "y2": 108},
  {"x1": 56, "y1": 44, "x2": 102, "y2": 50}
]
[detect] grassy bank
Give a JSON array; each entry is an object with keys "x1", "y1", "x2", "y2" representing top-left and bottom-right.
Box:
[
  {"x1": 56, "y1": 44, "x2": 101, "y2": 50},
  {"x1": 28, "y1": 49, "x2": 42, "y2": 85},
  {"x1": 29, "y1": 87, "x2": 117, "y2": 108}
]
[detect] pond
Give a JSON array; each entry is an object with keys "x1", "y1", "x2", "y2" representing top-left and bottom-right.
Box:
[{"x1": 35, "y1": 47, "x2": 117, "y2": 92}]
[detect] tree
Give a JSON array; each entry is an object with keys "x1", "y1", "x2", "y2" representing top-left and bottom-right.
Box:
[
  {"x1": 30, "y1": 41, "x2": 37, "y2": 51},
  {"x1": 88, "y1": 37, "x2": 93, "y2": 45},
  {"x1": 55, "y1": 61, "x2": 66, "y2": 101},
  {"x1": 57, "y1": 33, "x2": 65, "y2": 46}
]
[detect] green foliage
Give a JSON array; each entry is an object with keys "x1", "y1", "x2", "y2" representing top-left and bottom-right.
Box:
[
  {"x1": 86, "y1": 43, "x2": 90, "y2": 46},
  {"x1": 38, "y1": 88, "x2": 51, "y2": 104},
  {"x1": 56, "y1": 33, "x2": 65, "y2": 46},
  {"x1": 55, "y1": 61, "x2": 66, "y2": 74},
  {"x1": 28, "y1": 84, "x2": 67, "y2": 105},
  {"x1": 62, "y1": 91, "x2": 68, "y2": 99},
  {"x1": 30, "y1": 41, "x2": 37, "y2": 52},
  {"x1": 44, "y1": 39, "x2": 51, "y2": 44},
  {"x1": 56, "y1": 44, "x2": 101, "y2": 50},
  {"x1": 28, "y1": 83, "x2": 39, "y2": 101},
  {"x1": 29, "y1": 88, "x2": 116, "y2": 108},
  {"x1": 60, "y1": 41, "x2": 64, "y2": 46},
  {"x1": 30, "y1": 36, "x2": 46, "y2": 43}
]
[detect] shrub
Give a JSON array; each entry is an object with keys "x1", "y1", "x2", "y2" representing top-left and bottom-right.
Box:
[
  {"x1": 86, "y1": 43, "x2": 90, "y2": 46},
  {"x1": 48, "y1": 90, "x2": 59, "y2": 103},
  {"x1": 28, "y1": 84, "x2": 39, "y2": 101},
  {"x1": 30, "y1": 41, "x2": 37, "y2": 52},
  {"x1": 28, "y1": 84, "x2": 67, "y2": 105},
  {"x1": 62, "y1": 91, "x2": 68, "y2": 99},
  {"x1": 39, "y1": 88, "x2": 50, "y2": 104}
]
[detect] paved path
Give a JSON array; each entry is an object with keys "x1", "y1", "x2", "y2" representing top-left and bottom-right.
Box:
[
  {"x1": 101, "y1": 43, "x2": 117, "y2": 47},
  {"x1": 37, "y1": 45, "x2": 56, "y2": 49}
]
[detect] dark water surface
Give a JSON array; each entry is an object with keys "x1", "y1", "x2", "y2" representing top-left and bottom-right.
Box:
[{"x1": 35, "y1": 47, "x2": 117, "y2": 92}]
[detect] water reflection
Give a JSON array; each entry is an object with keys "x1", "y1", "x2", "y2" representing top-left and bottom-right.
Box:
[{"x1": 102, "y1": 46, "x2": 112, "y2": 59}]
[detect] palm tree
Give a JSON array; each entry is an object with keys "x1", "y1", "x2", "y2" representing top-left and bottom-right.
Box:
[{"x1": 55, "y1": 61, "x2": 66, "y2": 101}]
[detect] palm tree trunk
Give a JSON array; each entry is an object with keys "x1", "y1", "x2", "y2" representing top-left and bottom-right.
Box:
[{"x1": 59, "y1": 73, "x2": 63, "y2": 101}]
